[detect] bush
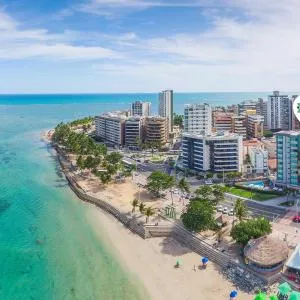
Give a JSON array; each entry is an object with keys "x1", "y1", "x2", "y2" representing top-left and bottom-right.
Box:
[{"x1": 234, "y1": 183, "x2": 285, "y2": 195}]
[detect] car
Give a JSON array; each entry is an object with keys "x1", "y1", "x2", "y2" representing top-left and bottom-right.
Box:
[
  {"x1": 216, "y1": 205, "x2": 223, "y2": 212},
  {"x1": 293, "y1": 216, "x2": 300, "y2": 223},
  {"x1": 205, "y1": 180, "x2": 213, "y2": 185},
  {"x1": 223, "y1": 207, "x2": 228, "y2": 214},
  {"x1": 228, "y1": 209, "x2": 234, "y2": 216}
]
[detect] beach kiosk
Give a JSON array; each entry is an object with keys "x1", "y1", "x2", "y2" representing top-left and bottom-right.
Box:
[{"x1": 244, "y1": 236, "x2": 289, "y2": 275}]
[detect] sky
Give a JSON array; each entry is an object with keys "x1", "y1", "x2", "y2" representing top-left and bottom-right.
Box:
[{"x1": 0, "y1": 0, "x2": 300, "y2": 93}]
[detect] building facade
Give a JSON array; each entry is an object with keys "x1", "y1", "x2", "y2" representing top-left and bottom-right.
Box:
[
  {"x1": 182, "y1": 132, "x2": 243, "y2": 173},
  {"x1": 276, "y1": 131, "x2": 300, "y2": 188},
  {"x1": 249, "y1": 148, "x2": 268, "y2": 175},
  {"x1": 124, "y1": 117, "x2": 144, "y2": 147},
  {"x1": 238, "y1": 100, "x2": 258, "y2": 115},
  {"x1": 184, "y1": 103, "x2": 212, "y2": 135},
  {"x1": 247, "y1": 114, "x2": 264, "y2": 139},
  {"x1": 145, "y1": 116, "x2": 168, "y2": 145},
  {"x1": 130, "y1": 101, "x2": 151, "y2": 117},
  {"x1": 267, "y1": 91, "x2": 292, "y2": 130},
  {"x1": 212, "y1": 112, "x2": 233, "y2": 132},
  {"x1": 231, "y1": 115, "x2": 247, "y2": 139},
  {"x1": 95, "y1": 113, "x2": 126, "y2": 146},
  {"x1": 158, "y1": 90, "x2": 173, "y2": 133}
]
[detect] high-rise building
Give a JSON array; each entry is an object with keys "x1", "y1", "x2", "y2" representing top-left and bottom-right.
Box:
[
  {"x1": 247, "y1": 115, "x2": 264, "y2": 139},
  {"x1": 249, "y1": 148, "x2": 268, "y2": 175},
  {"x1": 125, "y1": 117, "x2": 144, "y2": 147},
  {"x1": 276, "y1": 131, "x2": 300, "y2": 188},
  {"x1": 231, "y1": 115, "x2": 247, "y2": 139},
  {"x1": 267, "y1": 91, "x2": 292, "y2": 130},
  {"x1": 130, "y1": 101, "x2": 151, "y2": 117},
  {"x1": 238, "y1": 100, "x2": 258, "y2": 115},
  {"x1": 184, "y1": 103, "x2": 212, "y2": 135},
  {"x1": 158, "y1": 90, "x2": 173, "y2": 133},
  {"x1": 182, "y1": 132, "x2": 243, "y2": 173},
  {"x1": 213, "y1": 112, "x2": 233, "y2": 132},
  {"x1": 95, "y1": 112, "x2": 126, "y2": 146},
  {"x1": 145, "y1": 116, "x2": 168, "y2": 145}
]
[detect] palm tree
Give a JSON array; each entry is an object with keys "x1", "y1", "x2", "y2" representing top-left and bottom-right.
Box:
[
  {"x1": 139, "y1": 202, "x2": 146, "y2": 214},
  {"x1": 131, "y1": 199, "x2": 139, "y2": 213},
  {"x1": 178, "y1": 178, "x2": 190, "y2": 194},
  {"x1": 234, "y1": 199, "x2": 248, "y2": 222},
  {"x1": 144, "y1": 207, "x2": 155, "y2": 223}
]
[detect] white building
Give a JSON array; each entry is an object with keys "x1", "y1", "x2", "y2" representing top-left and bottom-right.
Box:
[
  {"x1": 182, "y1": 132, "x2": 243, "y2": 173},
  {"x1": 130, "y1": 101, "x2": 151, "y2": 117},
  {"x1": 95, "y1": 112, "x2": 126, "y2": 146},
  {"x1": 184, "y1": 103, "x2": 212, "y2": 135},
  {"x1": 267, "y1": 91, "x2": 292, "y2": 130},
  {"x1": 125, "y1": 117, "x2": 144, "y2": 147},
  {"x1": 249, "y1": 148, "x2": 268, "y2": 175},
  {"x1": 158, "y1": 90, "x2": 173, "y2": 133}
]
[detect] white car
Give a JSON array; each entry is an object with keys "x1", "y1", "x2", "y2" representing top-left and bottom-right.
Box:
[
  {"x1": 228, "y1": 209, "x2": 234, "y2": 216},
  {"x1": 205, "y1": 180, "x2": 213, "y2": 185},
  {"x1": 223, "y1": 207, "x2": 229, "y2": 214},
  {"x1": 217, "y1": 205, "x2": 223, "y2": 212}
]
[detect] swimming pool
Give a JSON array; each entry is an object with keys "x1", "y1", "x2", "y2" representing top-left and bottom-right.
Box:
[{"x1": 241, "y1": 181, "x2": 265, "y2": 189}]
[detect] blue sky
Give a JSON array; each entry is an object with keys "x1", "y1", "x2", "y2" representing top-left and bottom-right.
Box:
[{"x1": 1, "y1": 0, "x2": 300, "y2": 93}]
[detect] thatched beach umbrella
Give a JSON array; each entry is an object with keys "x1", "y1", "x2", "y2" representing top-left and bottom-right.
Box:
[
  {"x1": 278, "y1": 282, "x2": 291, "y2": 296},
  {"x1": 230, "y1": 290, "x2": 238, "y2": 299}
]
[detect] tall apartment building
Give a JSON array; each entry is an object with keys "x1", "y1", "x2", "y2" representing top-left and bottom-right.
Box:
[
  {"x1": 276, "y1": 131, "x2": 300, "y2": 188},
  {"x1": 238, "y1": 100, "x2": 258, "y2": 115},
  {"x1": 184, "y1": 103, "x2": 212, "y2": 135},
  {"x1": 182, "y1": 132, "x2": 243, "y2": 173},
  {"x1": 130, "y1": 101, "x2": 151, "y2": 117},
  {"x1": 158, "y1": 90, "x2": 173, "y2": 133},
  {"x1": 95, "y1": 112, "x2": 126, "y2": 146},
  {"x1": 212, "y1": 112, "x2": 233, "y2": 132},
  {"x1": 249, "y1": 148, "x2": 268, "y2": 175},
  {"x1": 231, "y1": 115, "x2": 247, "y2": 139},
  {"x1": 124, "y1": 117, "x2": 144, "y2": 147},
  {"x1": 267, "y1": 91, "x2": 292, "y2": 130},
  {"x1": 145, "y1": 116, "x2": 168, "y2": 145},
  {"x1": 247, "y1": 115, "x2": 264, "y2": 139}
]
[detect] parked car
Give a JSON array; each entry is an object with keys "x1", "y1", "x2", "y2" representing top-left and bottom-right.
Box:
[
  {"x1": 228, "y1": 209, "x2": 234, "y2": 216},
  {"x1": 223, "y1": 207, "x2": 229, "y2": 214},
  {"x1": 293, "y1": 216, "x2": 300, "y2": 223},
  {"x1": 205, "y1": 180, "x2": 213, "y2": 185},
  {"x1": 216, "y1": 205, "x2": 223, "y2": 212}
]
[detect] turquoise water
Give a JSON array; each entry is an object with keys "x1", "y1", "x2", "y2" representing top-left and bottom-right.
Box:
[
  {"x1": 0, "y1": 92, "x2": 286, "y2": 299},
  {"x1": 241, "y1": 181, "x2": 265, "y2": 188}
]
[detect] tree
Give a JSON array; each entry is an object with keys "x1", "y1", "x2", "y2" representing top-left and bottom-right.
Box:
[
  {"x1": 131, "y1": 199, "x2": 139, "y2": 213},
  {"x1": 146, "y1": 171, "x2": 175, "y2": 197},
  {"x1": 195, "y1": 185, "x2": 213, "y2": 199},
  {"x1": 206, "y1": 172, "x2": 214, "y2": 179},
  {"x1": 212, "y1": 185, "x2": 225, "y2": 203},
  {"x1": 181, "y1": 200, "x2": 215, "y2": 232},
  {"x1": 96, "y1": 171, "x2": 111, "y2": 184},
  {"x1": 144, "y1": 207, "x2": 155, "y2": 223},
  {"x1": 178, "y1": 178, "x2": 190, "y2": 194},
  {"x1": 230, "y1": 217, "x2": 272, "y2": 246},
  {"x1": 173, "y1": 113, "x2": 184, "y2": 128},
  {"x1": 139, "y1": 202, "x2": 146, "y2": 214},
  {"x1": 76, "y1": 155, "x2": 84, "y2": 171},
  {"x1": 234, "y1": 199, "x2": 248, "y2": 222},
  {"x1": 263, "y1": 130, "x2": 273, "y2": 138},
  {"x1": 194, "y1": 185, "x2": 225, "y2": 206}
]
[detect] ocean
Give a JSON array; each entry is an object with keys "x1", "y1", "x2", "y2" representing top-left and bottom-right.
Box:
[{"x1": 0, "y1": 92, "x2": 289, "y2": 299}]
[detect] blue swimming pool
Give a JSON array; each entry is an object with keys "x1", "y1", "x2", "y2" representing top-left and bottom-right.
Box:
[{"x1": 241, "y1": 181, "x2": 265, "y2": 189}]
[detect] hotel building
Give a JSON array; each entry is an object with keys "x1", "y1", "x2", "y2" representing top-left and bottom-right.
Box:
[
  {"x1": 231, "y1": 115, "x2": 247, "y2": 139},
  {"x1": 145, "y1": 116, "x2": 168, "y2": 145},
  {"x1": 158, "y1": 90, "x2": 173, "y2": 132},
  {"x1": 213, "y1": 112, "x2": 233, "y2": 132},
  {"x1": 184, "y1": 103, "x2": 212, "y2": 135},
  {"x1": 124, "y1": 117, "x2": 144, "y2": 147},
  {"x1": 182, "y1": 132, "x2": 243, "y2": 173},
  {"x1": 247, "y1": 114, "x2": 264, "y2": 139},
  {"x1": 276, "y1": 131, "x2": 300, "y2": 188},
  {"x1": 130, "y1": 101, "x2": 151, "y2": 117}
]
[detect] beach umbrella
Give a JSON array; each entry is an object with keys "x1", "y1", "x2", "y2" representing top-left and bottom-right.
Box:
[
  {"x1": 254, "y1": 292, "x2": 267, "y2": 300},
  {"x1": 176, "y1": 259, "x2": 182, "y2": 266},
  {"x1": 269, "y1": 295, "x2": 278, "y2": 300},
  {"x1": 230, "y1": 290, "x2": 238, "y2": 298},
  {"x1": 289, "y1": 291, "x2": 300, "y2": 300},
  {"x1": 278, "y1": 282, "x2": 292, "y2": 295},
  {"x1": 202, "y1": 257, "x2": 209, "y2": 264}
]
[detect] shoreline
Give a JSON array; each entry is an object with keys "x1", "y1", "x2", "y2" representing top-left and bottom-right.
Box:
[{"x1": 43, "y1": 130, "x2": 270, "y2": 299}]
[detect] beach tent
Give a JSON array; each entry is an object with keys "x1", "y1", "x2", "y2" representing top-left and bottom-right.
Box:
[
  {"x1": 254, "y1": 292, "x2": 267, "y2": 300},
  {"x1": 289, "y1": 291, "x2": 300, "y2": 300},
  {"x1": 278, "y1": 282, "x2": 292, "y2": 296},
  {"x1": 269, "y1": 295, "x2": 278, "y2": 300},
  {"x1": 202, "y1": 257, "x2": 209, "y2": 264},
  {"x1": 230, "y1": 290, "x2": 237, "y2": 298}
]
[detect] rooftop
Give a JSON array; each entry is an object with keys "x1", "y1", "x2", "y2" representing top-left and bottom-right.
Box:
[{"x1": 183, "y1": 131, "x2": 242, "y2": 140}]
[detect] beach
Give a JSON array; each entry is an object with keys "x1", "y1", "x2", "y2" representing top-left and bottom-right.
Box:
[{"x1": 87, "y1": 204, "x2": 253, "y2": 300}]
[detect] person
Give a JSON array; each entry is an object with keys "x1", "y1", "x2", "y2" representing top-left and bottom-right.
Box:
[{"x1": 193, "y1": 265, "x2": 196, "y2": 272}]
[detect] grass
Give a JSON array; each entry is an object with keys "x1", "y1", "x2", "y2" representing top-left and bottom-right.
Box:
[
  {"x1": 279, "y1": 200, "x2": 295, "y2": 207},
  {"x1": 150, "y1": 155, "x2": 164, "y2": 163},
  {"x1": 227, "y1": 187, "x2": 280, "y2": 201}
]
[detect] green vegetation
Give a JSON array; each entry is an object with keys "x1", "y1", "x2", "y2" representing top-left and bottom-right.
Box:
[
  {"x1": 182, "y1": 184, "x2": 226, "y2": 232},
  {"x1": 131, "y1": 199, "x2": 139, "y2": 213},
  {"x1": 234, "y1": 199, "x2": 249, "y2": 222},
  {"x1": 230, "y1": 217, "x2": 272, "y2": 246},
  {"x1": 227, "y1": 186, "x2": 280, "y2": 201},
  {"x1": 279, "y1": 200, "x2": 295, "y2": 207},
  {"x1": 145, "y1": 207, "x2": 155, "y2": 223},
  {"x1": 52, "y1": 121, "x2": 123, "y2": 184},
  {"x1": 181, "y1": 200, "x2": 215, "y2": 232},
  {"x1": 146, "y1": 171, "x2": 175, "y2": 197},
  {"x1": 173, "y1": 113, "x2": 184, "y2": 128},
  {"x1": 150, "y1": 155, "x2": 164, "y2": 163},
  {"x1": 263, "y1": 130, "x2": 274, "y2": 138},
  {"x1": 177, "y1": 178, "x2": 190, "y2": 194},
  {"x1": 68, "y1": 116, "x2": 94, "y2": 127}
]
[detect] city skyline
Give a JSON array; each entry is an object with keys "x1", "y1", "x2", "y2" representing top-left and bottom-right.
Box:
[{"x1": 1, "y1": 1, "x2": 300, "y2": 93}]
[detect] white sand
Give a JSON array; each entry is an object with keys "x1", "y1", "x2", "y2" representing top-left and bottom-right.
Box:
[{"x1": 86, "y1": 204, "x2": 253, "y2": 300}]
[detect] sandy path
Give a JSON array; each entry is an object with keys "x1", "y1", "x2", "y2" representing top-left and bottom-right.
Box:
[{"x1": 86, "y1": 204, "x2": 253, "y2": 300}]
